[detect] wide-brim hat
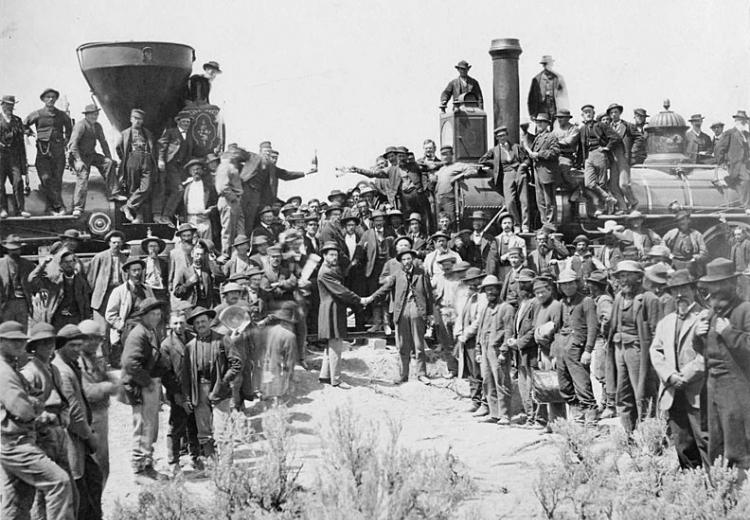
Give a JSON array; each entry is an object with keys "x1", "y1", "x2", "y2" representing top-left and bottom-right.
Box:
[
  {"x1": 667, "y1": 269, "x2": 695, "y2": 288},
  {"x1": 539, "y1": 55, "x2": 553, "y2": 64},
  {"x1": 396, "y1": 249, "x2": 418, "y2": 260},
  {"x1": 386, "y1": 209, "x2": 403, "y2": 218},
  {"x1": 606, "y1": 103, "x2": 624, "y2": 114},
  {"x1": 280, "y1": 203, "x2": 296, "y2": 214},
  {"x1": 436, "y1": 253, "x2": 457, "y2": 265},
  {"x1": 251, "y1": 235, "x2": 269, "y2": 246},
  {"x1": 407, "y1": 212, "x2": 422, "y2": 222},
  {"x1": 384, "y1": 146, "x2": 398, "y2": 156},
  {"x1": 586, "y1": 270, "x2": 609, "y2": 286},
  {"x1": 324, "y1": 203, "x2": 343, "y2": 215},
  {"x1": 287, "y1": 195, "x2": 302, "y2": 205},
  {"x1": 534, "y1": 113, "x2": 551, "y2": 123},
  {"x1": 556, "y1": 269, "x2": 579, "y2": 284},
  {"x1": 710, "y1": 121, "x2": 725, "y2": 129},
  {"x1": 104, "y1": 230, "x2": 125, "y2": 242},
  {"x1": 232, "y1": 234, "x2": 251, "y2": 248},
  {"x1": 0, "y1": 321, "x2": 28, "y2": 340},
  {"x1": 221, "y1": 282, "x2": 244, "y2": 295},
  {"x1": 555, "y1": 109, "x2": 572, "y2": 118},
  {"x1": 360, "y1": 185, "x2": 376, "y2": 196},
  {"x1": 455, "y1": 60, "x2": 471, "y2": 70},
  {"x1": 319, "y1": 241, "x2": 340, "y2": 254},
  {"x1": 140, "y1": 236, "x2": 165, "y2": 253},
  {"x1": 0, "y1": 95, "x2": 20, "y2": 105},
  {"x1": 732, "y1": 110, "x2": 749, "y2": 120},
  {"x1": 40, "y1": 88, "x2": 60, "y2": 100},
  {"x1": 645, "y1": 264, "x2": 669, "y2": 285},
  {"x1": 431, "y1": 231, "x2": 450, "y2": 242},
  {"x1": 27, "y1": 323, "x2": 57, "y2": 348},
  {"x1": 55, "y1": 324, "x2": 87, "y2": 349},
  {"x1": 688, "y1": 114, "x2": 705, "y2": 122},
  {"x1": 341, "y1": 213, "x2": 360, "y2": 225},
  {"x1": 82, "y1": 104, "x2": 101, "y2": 114},
  {"x1": 572, "y1": 234, "x2": 589, "y2": 245},
  {"x1": 176, "y1": 223, "x2": 197, "y2": 235},
  {"x1": 517, "y1": 268, "x2": 537, "y2": 283},
  {"x1": 121, "y1": 257, "x2": 146, "y2": 272},
  {"x1": 613, "y1": 260, "x2": 644, "y2": 275},
  {"x1": 2, "y1": 234, "x2": 26, "y2": 250},
  {"x1": 203, "y1": 61, "x2": 222, "y2": 73},
  {"x1": 393, "y1": 235, "x2": 414, "y2": 247},
  {"x1": 187, "y1": 306, "x2": 216, "y2": 325},
  {"x1": 258, "y1": 205, "x2": 274, "y2": 216},
  {"x1": 183, "y1": 158, "x2": 206, "y2": 172},
  {"x1": 327, "y1": 190, "x2": 346, "y2": 201},
  {"x1": 647, "y1": 244, "x2": 671, "y2": 258},
  {"x1": 699, "y1": 258, "x2": 740, "y2": 283},
  {"x1": 59, "y1": 229, "x2": 83, "y2": 241},
  {"x1": 479, "y1": 275, "x2": 503, "y2": 290},
  {"x1": 597, "y1": 220, "x2": 623, "y2": 234},
  {"x1": 132, "y1": 297, "x2": 167, "y2": 318},
  {"x1": 369, "y1": 209, "x2": 386, "y2": 220},
  {"x1": 462, "y1": 267, "x2": 485, "y2": 282}
]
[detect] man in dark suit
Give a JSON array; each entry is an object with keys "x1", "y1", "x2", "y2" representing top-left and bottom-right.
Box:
[
  {"x1": 527, "y1": 55, "x2": 565, "y2": 122},
  {"x1": 69, "y1": 103, "x2": 121, "y2": 217},
  {"x1": 529, "y1": 113, "x2": 560, "y2": 225},
  {"x1": 439, "y1": 60, "x2": 483, "y2": 112},
  {"x1": 577, "y1": 104, "x2": 622, "y2": 215},
  {"x1": 389, "y1": 249, "x2": 433, "y2": 384},
  {"x1": 252, "y1": 206, "x2": 278, "y2": 245},
  {"x1": 319, "y1": 204, "x2": 350, "y2": 274},
  {"x1": 464, "y1": 211, "x2": 494, "y2": 270},
  {"x1": 0, "y1": 95, "x2": 30, "y2": 218},
  {"x1": 479, "y1": 126, "x2": 530, "y2": 232},
  {"x1": 317, "y1": 242, "x2": 368, "y2": 388},
  {"x1": 29, "y1": 250, "x2": 91, "y2": 330},
  {"x1": 155, "y1": 111, "x2": 193, "y2": 225},
  {"x1": 359, "y1": 210, "x2": 394, "y2": 332},
  {"x1": 685, "y1": 114, "x2": 714, "y2": 164},
  {"x1": 715, "y1": 111, "x2": 750, "y2": 213},
  {"x1": 303, "y1": 215, "x2": 320, "y2": 255},
  {"x1": 607, "y1": 103, "x2": 637, "y2": 211},
  {"x1": 173, "y1": 241, "x2": 220, "y2": 311},
  {"x1": 0, "y1": 235, "x2": 34, "y2": 329},
  {"x1": 115, "y1": 108, "x2": 157, "y2": 223}
]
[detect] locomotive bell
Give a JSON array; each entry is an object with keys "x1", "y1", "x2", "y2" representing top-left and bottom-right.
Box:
[{"x1": 644, "y1": 99, "x2": 691, "y2": 166}]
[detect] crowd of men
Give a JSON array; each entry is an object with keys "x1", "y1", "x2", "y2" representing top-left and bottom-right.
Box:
[{"x1": 3, "y1": 61, "x2": 750, "y2": 519}]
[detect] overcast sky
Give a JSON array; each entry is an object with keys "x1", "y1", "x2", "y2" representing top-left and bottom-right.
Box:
[{"x1": 2, "y1": 0, "x2": 749, "y2": 200}]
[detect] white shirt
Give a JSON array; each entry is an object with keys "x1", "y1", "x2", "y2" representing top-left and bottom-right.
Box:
[
  {"x1": 186, "y1": 180, "x2": 204, "y2": 215},
  {"x1": 345, "y1": 233, "x2": 357, "y2": 260}
]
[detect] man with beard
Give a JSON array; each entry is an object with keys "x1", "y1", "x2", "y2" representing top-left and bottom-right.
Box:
[
  {"x1": 715, "y1": 111, "x2": 750, "y2": 213},
  {"x1": 663, "y1": 211, "x2": 708, "y2": 276},
  {"x1": 527, "y1": 231, "x2": 562, "y2": 278},
  {"x1": 624, "y1": 211, "x2": 662, "y2": 260},
  {"x1": 694, "y1": 258, "x2": 750, "y2": 479},
  {"x1": 685, "y1": 114, "x2": 714, "y2": 164},
  {"x1": 319, "y1": 204, "x2": 350, "y2": 274},
  {"x1": 454, "y1": 267, "x2": 487, "y2": 413},
  {"x1": 173, "y1": 242, "x2": 219, "y2": 311},
  {"x1": 555, "y1": 269, "x2": 599, "y2": 425},
  {"x1": 169, "y1": 224, "x2": 197, "y2": 293},
  {"x1": 0, "y1": 235, "x2": 35, "y2": 328},
  {"x1": 533, "y1": 276, "x2": 564, "y2": 429},
  {"x1": 499, "y1": 247, "x2": 526, "y2": 303},
  {"x1": 650, "y1": 270, "x2": 709, "y2": 470},
  {"x1": 30, "y1": 250, "x2": 91, "y2": 330},
  {"x1": 463, "y1": 211, "x2": 493, "y2": 270},
  {"x1": 24, "y1": 88, "x2": 72, "y2": 216},
  {"x1": 528, "y1": 113, "x2": 561, "y2": 225},
  {"x1": 586, "y1": 271, "x2": 614, "y2": 416},
  {"x1": 606, "y1": 260, "x2": 660, "y2": 433},
  {"x1": 359, "y1": 210, "x2": 393, "y2": 332},
  {"x1": 486, "y1": 213, "x2": 526, "y2": 282}
]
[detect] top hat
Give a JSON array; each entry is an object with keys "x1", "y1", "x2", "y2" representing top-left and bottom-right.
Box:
[
  {"x1": 203, "y1": 61, "x2": 222, "y2": 73},
  {"x1": 455, "y1": 60, "x2": 471, "y2": 70},
  {"x1": 82, "y1": 104, "x2": 101, "y2": 114},
  {"x1": 699, "y1": 258, "x2": 740, "y2": 283}
]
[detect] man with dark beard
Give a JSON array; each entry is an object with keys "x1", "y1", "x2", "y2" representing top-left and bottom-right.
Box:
[
  {"x1": 694, "y1": 258, "x2": 750, "y2": 480},
  {"x1": 606, "y1": 260, "x2": 660, "y2": 433}
]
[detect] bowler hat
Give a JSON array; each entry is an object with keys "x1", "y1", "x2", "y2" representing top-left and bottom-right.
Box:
[
  {"x1": 319, "y1": 241, "x2": 340, "y2": 255},
  {"x1": 407, "y1": 212, "x2": 422, "y2": 222},
  {"x1": 327, "y1": 189, "x2": 346, "y2": 201},
  {"x1": 470, "y1": 210, "x2": 487, "y2": 220},
  {"x1": 556, "y1": 268, "x2": 579, "y2": 284},
  {"x1": 613, "y1": 260, "x2": 644, "y2": 275},
  {"x1": 39, "y1": 88, "x2": 60, "y2": 100},
  {"x1": 82, "y1": 104, "x2": 101, "y2": 114},
  {"x1": 384, "y1": 146, "x2": 398, "y2": 155},
  {"x1": 0, "y1": 95, "x2": 20, "y2": 105},
  {"x1": 0, "y1": 321, "x2": 28, "y2": 340},
  {"x1": 26, "y1": 323, "x2": 57, "y2": 349},
  {"x1": 606, "y1": 103, "x2": 624, "y2": 114},
  {"x1": 104, "y1": 230, "x2": 125, "y2": 242},
  {"x1": 699, "y1": 258, "x2": 740, "y2": 283},
  {"x1": 187, "y1": 306, "x2": 216, "y2": 325},
  {"x1": 455, "y1": 60, "x2": 471, "y2": 70},
  {"x1": 534, "y1": 113, "x2": 551, "y2": 123},
  {"x1": 688, "y1": 114, "x2": 705, "y2": 122},
  {"x1": 555, "y1": 109, "x2": 572, "y2": 118},
  {"x1": 203, "y1": 61, "x2": 222, "y2": 73},
  {"x1": 396, "y1": 249, "x2": 418, "y2": 260},
  {"x1": 184, "y1": 158, "x2": 206, "y2": 172},
  {"x1": 710, "y1": 121, "x2": 725, "y2": 129},
  {"x1": 121, "y1": 257, "x2": 145, "y2": 272},
  {"x1": 176, "y1": 223, "x2": 197, "y2": 235},
  {"x1": 517, "y1": 268, "x2": 537, "y2": 283},
  {"x1": 462, "y1": 267, "x2": 486, "y2": 282},
  {"x1": 667, "y1": 269, "x2": 695, "y2": 288},
  {"x1": 494, "y1": 126, "x2": 508, "y2": 135},
  {"x1": 174, "y1": 111, "x2": 192, "y2": 122},
  {"x1": 2, "y1": 234, "x2": 25, "y2": 250},
  {"x1": 586, "y1": 270, "x2": 609, "y2": 286},
  {"x1": 59, "y1": 229, "x2": 83, "y2": 241},
  {"x1": 130, "y1": 108, "x2": 145, "y2": 118},
  {"x1": 258, "y1": 206, "x2": 274, "y2": 215},
  {"x1": 132, "y1": 297, "x2": 167, "y2": 318},
  {"x1": 341, "y1": 212, "x2": 360, "y2": 225},
  {"x1": 232, "y1": 234, "x2": 251, "y2": 247},
  {"x1": 645, "y1": 264, "x2": 669, "y2": 285},
  {"x1": 393, "y1": 235, "x2": 414, "y2": 247},
  {"x1": 431, "y1": 231, "x2": 450, "y2": 241},
  {"x1": 479, "y1": 275, "x2": 503, "y2": 290},
  {"x1": 55, "y1": 324, "x2": 87, "y2": 349},
  {"x1": 221, "y1": 282, "x2": 244, "y2": 295},
  {"x1": 141, "y1": 236, "x2": 165, "y2": 254},
  {"x1": 732, "y1": 110, "x2": 749, "y2": 120},
  {"x1": 539, "y1": 55, "x2": 553, "y2": 64},
  {"x1": 633, "y1": 108, "x2": 649, "y2": 117},
  {"x1": 78, "y1": 320, "x2": 103, "y2": 337}
]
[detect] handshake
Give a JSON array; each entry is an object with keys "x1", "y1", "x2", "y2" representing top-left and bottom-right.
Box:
[{"x1": 360, "y1": 295, "x2": 375, "y2": 307}]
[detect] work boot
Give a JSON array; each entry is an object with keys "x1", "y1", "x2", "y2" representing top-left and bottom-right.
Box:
[
  {"x1": 135, "y1": 465, "x2": 169, "y2": 482},
  {"x1": 121, "y1": 205, "x2": 136, "y2": 222},
  {"x1": 417, "y1": 375, "x2": 431, "y2": 385},
  {"x1": 472, "y1": 404, "x2": 489, "y2": 417},
  {"x1": 510, "y1": 413, "x2": 527, "y2": 425},
  {"x1": 466, "y1": 402, "x2": 481, "y2": 413},
  {"x1": 497, "y1": 416, "x2": 511, "y2": 426}
]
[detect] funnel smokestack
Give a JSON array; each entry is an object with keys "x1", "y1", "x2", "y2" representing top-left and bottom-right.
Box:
[{"x1": 488, "y1": 38, "x2": 522, "y2": 144}]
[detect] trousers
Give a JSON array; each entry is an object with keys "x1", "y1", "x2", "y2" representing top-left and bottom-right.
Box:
[
  {"x1": 708, "y1": 371, "x2": 750, "y2": 472},
  {"x1": 615, "y1": 344, "x2": 644, "y2": 433},
  {"x1": 0, "y1": 150, "x2": 25, "y2": 212},
  {"x1": 534, "y1": 178, "x2": 556, "y2": 226},
  {"x1": 130, "y1": 378, "x2": 161, "y2": 471},
  {"x1": 124, "y1": 151, "x2": 153, "y2": 212},
  {"x1": 1, "y1": 439, "x2": 76, "y2": 520},
  {"x1": 73, "y1": 153, "x2": 117, "y2": 211},
  {"x1": 610, "y1": 146, "x2": 634, "y2": 209},
  {"x1": 462, "y1": 339, "x2": 483, "y2": 405},
  {"x1": 668, "y1": 389, "x2": 709, "y2": 470},
  {"x1": 74, "y1": 453, "x2": 103, "y2": 520},
  {"x1": 218, "y1": 196, "x2": 245, "y2": 256},
  {"x1": 557, "y1": 343, "x2": 596, "y2": 408},
  {"x1": 35, "y1": 141, "x2": 66, "y2": 212},
  {"x1": 583, "y1": 149, "x2": 611, "y2": 207},
  {"x1": 156, "y1": 162, "x2": 187, "y2": 217},
  {"x1": 481, "y1": 346, "x2": 512, "y2": 420},
  {"x1": 320, "y1": 338, "x2": 345, "y2": 385},
  {"x1": 502, "y1": 169, "x2": 529, "y2": 230},
  {"x1": 396, "y1": 300, "x2": 427, "y2": 381}
]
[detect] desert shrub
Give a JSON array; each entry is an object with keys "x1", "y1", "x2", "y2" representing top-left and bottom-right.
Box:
[
  {"x1": 308, "y1": 405, "x2": 476, "y2": 520},
  {"x1": 534, "y1": 417, "x2": 750, "y2": 520},
  {"x1": 111, "y1": 479, "x2": 212, "y2": 520}
]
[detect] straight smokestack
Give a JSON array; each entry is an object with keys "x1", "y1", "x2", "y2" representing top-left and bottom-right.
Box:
[{"x1": 488, "y1": 38, "x2": 522, "y2": 144}]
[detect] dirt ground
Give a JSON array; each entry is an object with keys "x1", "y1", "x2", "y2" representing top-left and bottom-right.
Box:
[{"x1": 103, "y1": 342, "x2": 564, "y2": 519}]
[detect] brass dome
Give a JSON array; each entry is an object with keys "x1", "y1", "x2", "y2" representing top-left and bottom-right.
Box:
[{"x1": 645, "y1": 99, "x2": 688, "y2": 132}]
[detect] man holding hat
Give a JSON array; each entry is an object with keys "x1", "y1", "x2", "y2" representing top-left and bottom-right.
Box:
[
  {"x1": 685, "y1": 113, "x2": 714, "y2": 164},
  {"x1": 52, "y1": 324, "x2": 104, "y2": 519},
  {"x1": 439, "y1": 60, "x2": 483, "y2": 112},
  {"x1": 479, "y1": 126, "x2": 530, "y2": 232},
  {"x1": 715, "y1": 110, "x2": 750, "y2": 213},
  {"x1": 115, "y1": 108, "x2": 157, "y2": 223},
  {"x1": 527, "y1": 55, "x2": 567, "y2": 123},
  {"x1": 529, "y1": 113, "x2": 561, "y2": 225},
  {"x1": 24, "y1": 88, "x2": 72, "y2": 216},
  {"x1": 30, "y1": 249, "x2": 91, "y2": 330},
  {"x1": 0, "y1": 321, "x2": 76, "y2": 520},
  {"x1": 69, "y1": 103, "x2": 121, "y2": 217},
  {"x1": 155, "y1": 111, "x2": 194, "y2": 226},
  {"x1": 106, "y1": 257, "x2": 155, "y2": 352},
  {"x1": 577, "y1": 104, "x2": 621, "y2": 215},
  {"x1": 606, "y1": 260, "x2": 660, "y2": 433},
  {"x1": 694, "y1": 258, "x2": 750, "y2": 477},
  {"x1": 120, "y1": 297, "x2": 172, "y2": 480},
  {"x1": 649, "y1": 269, "x2": 709, "y2": 469},
  {"x1": 0, "y1": 234, "x2": 34, "y2": 328},
  {"x1": 663, "y1": 211, "x2": 708, "y2": 276},
  {"x1": 0, "y1": 94, "x2": 30, "y2": 218}
]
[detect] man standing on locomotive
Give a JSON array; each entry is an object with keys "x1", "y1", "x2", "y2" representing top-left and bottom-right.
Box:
[{"x1": 116, "y1": 108, "x2": 157, "y2": 223}]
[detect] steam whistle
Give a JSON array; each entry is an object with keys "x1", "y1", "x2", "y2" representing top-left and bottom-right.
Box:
[{"x1": 311, "y1": 149, "x2": 318, "y2": 173}]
